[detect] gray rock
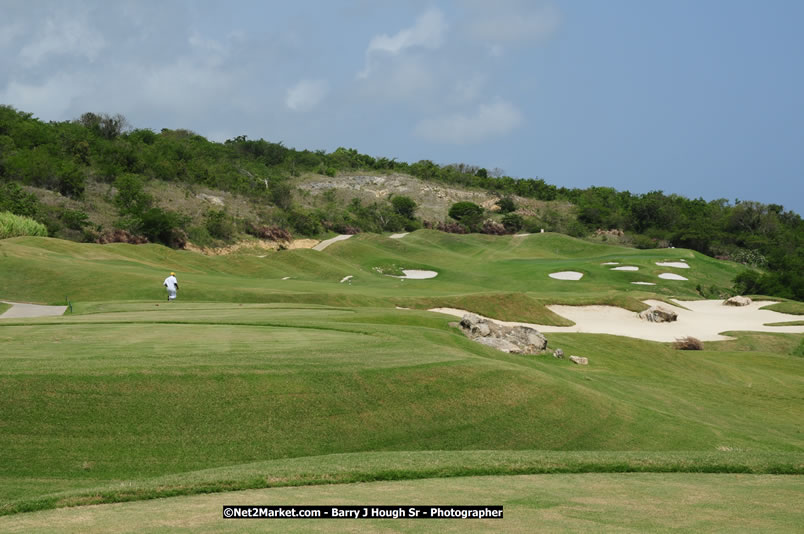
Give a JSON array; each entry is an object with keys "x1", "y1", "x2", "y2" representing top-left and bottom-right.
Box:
[
  {"x1": 553, "y1": 348, "x2": 564, "y2": 359},
  {"x1": 473, "y1": 322, "x2": 491, "y2": 337},
  {"x1": 477, "y1": 337, "x2": 522, "y2": 353},
  {"x1": 569, "y1": 355, "x2": 589, "y2": 365},
  {"x1": 638, "y1": 305, "x2": 677, "y2": 323},
  {"x1": 508, "y1": 325, "x2": 548, "y2": 352},
  {"x1": 724, "y1": 296, "x2": 752, "y2": 307},
  {"x1": 455, "y1": 314, "x2": 547, "y2": 355},
  {"x1": 460, "y1": 313, "x2": 482, "y2": 329}
]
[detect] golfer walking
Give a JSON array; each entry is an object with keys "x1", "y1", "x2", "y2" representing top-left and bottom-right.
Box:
[{"x1": 164, "y1": 272, "x2": 179, "y2": 301}]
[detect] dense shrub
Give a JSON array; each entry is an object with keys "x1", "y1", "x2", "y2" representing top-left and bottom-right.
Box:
[
  {"x1": 481, "y1": 219, "x2": 507, "y2": 235},
  {"x1": 496, "y1": 196, "x2": 517, "y2": 214},
  {"x1": 0, "y1": 211, "x2": 48, "y2": 238},
  {"x1": 0, "y1": 182, "x2": 39, "y2": 218},
  {"x1": 673, "y1": 337, "x2": 704, "y2": 350},
  {"x1": 138, "y1": 207, "x2": 188, "y2": 247},
  {"x1": 391, "y1": 195, "x2": 417, "y2": 219},
  {"x1": 502, "y1": 213, "x2": 524, "y2": 232},
  {"x1": 205, "y1": 209, "x2": 235, "y2": 240},
  {"x1": 247, "y1": 224, "x2": 292, "y2": 241}
]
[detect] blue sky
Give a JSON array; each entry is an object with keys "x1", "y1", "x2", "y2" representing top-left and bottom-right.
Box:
[{"x1": 2, "y1": 0, "x2": 802, "y2": 214}]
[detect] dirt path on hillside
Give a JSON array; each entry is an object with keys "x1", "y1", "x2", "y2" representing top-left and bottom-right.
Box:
[
  {"x1": 0, "y1": 301, "x2": 68, "y2": 319},
  {"x1": 313, "y1": 234, "x2": 353, "y2": 251}
]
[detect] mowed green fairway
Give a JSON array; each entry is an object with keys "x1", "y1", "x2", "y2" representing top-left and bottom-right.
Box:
[
  {"x1": 0, "y1": 232, "x2": 802, "y2": 526},
  {"x1": 1, "y1": 474, "x2": 802, "y2": 533}
]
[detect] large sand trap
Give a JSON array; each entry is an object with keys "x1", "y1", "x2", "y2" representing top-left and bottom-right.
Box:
[
  {"x1": 389, "y1": 233, "x2": 408, "y2": 239},
  {"x1": 549, "y1": 271, "x2": 584, "y2": 280},
  {"x1": 313, "y1": 234, "x2": 352, "y2": 251},
  {"x1": 0, "y1": 301, "x2": 67, "y2": 319},
  {"x1": 659, "y1": 273, "x2": 688, "y2": 281},
  {"x1": 388, "y1": 270, "x2": 438, "y2": 279},
  {"x1": 611, "y1": 266, "x2": 639, "y2": 271},
  {"x1": 429, "y1": 299, "x2": 804, "y2": 342},
  {"x1": 656, "y1": 261, "x2": 690, "y2": 269}
]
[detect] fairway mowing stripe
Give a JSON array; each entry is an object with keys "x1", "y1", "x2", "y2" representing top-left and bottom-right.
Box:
[
  {"x1": 1, "y1": 452, "x2": 802, "y2": 517},
  {"x1": 0, "y1": 320, "x2": 383, "y2": 336}
]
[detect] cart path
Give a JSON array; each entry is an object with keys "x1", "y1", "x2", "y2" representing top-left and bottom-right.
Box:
[{"x1": 0, "y1": 301, "x2": 68, "y2": 319}]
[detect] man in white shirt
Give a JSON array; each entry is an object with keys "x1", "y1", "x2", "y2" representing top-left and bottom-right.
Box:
[{"x1": 164, "y1": 272, "x2": 179, "y2": 301}]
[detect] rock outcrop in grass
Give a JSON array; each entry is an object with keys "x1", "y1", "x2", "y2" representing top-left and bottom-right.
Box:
[{"x1": 459, "y1": 313, "x2": 547, "y2": 354}]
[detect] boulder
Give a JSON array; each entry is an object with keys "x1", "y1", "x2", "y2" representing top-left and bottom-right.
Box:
[
  {"x1": 476, "y1": 337, "x2": 522, "y2": 353},
  {"x1": 508, "y1": 325, "x2": 548, "y2": 352},
  {"x1": 638, "y1": 305, "x2": 677, "y2": 323},
  {"x1": 460, "y1": 313, "x2": 481, "y2": 328},
  {"x1": 553, "y1": 348, "x2": 564, "y2": 359},
  {"x1": 456, "y1": 314, "x2": 547, "y2": 355},
  {"x1": 724, "y1": 296, "x2": 752, "y2": 307},
  {"x1": 460, "y1": 314, "x2": 491, "y2": 338},
  {"x1": 569, "y1": 355, "x2": 589, "y2": 365}
]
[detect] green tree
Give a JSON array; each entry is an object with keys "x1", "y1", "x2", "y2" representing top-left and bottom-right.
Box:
[
  {"x1": 114, "y1": 174, "x2": 152, "y2": 216},
  {"x1": 448, "y1": 201, "x2": 484, "y2": 231},
  {"x1": 496, "y1": 196, "x2": 517, "y2": 214},
  {"x1": 391, "y1": 195, "x2": 417, "y2": 219}
]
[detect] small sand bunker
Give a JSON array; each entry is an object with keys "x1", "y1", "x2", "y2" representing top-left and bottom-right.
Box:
[
  {"x1": 631, "y1": 282, "x2": 656, "y2": 286},
  {"x1": 549, "y1": 271, "x2": 584, "y2": 281},
  {"x1": 514, "y1": 233, "x2": 531, "y2": 237},
  {"x1": 281, "y1": 276, "x2": 291, "y2": 280},
  {"x1": 656, "y1": 261, "x2": 690, "y2": 269},
  {"x1": 602, "y1": 262, "x2": 620, "y2": 265},
  {"x1": 340, "y1": 275, "x2": 353, "y2": 283},
  {"x1": 430, "y1": 299, "x2": 804, "y2": 342},
  {"x1": 611, "y1": 266, "x2": 639, "y2": 271},
  {"x1": 389, "y1": 270, "x2": 438, "y2": 279},
  {"x1": 389, "y1": 233, "x2": 408, "y2": 239},
  {"x1": 659, "y1": 273, "x2": 688, "y2": 281}
]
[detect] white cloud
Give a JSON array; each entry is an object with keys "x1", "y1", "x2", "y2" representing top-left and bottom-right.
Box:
[
  {"x1": 452, "y1": 74, "x2": 487, "y2": 104},
  {"x1": 414, "y1": 100, "x2": 523, "y2": 144},
  {"x1": 358, "y1": 7, "x2": 447, "y2": 78},
  {"x1": 0, "y1": 22, "x2": 24, "y2": 47},
  {"x1": 467, "y1": 3, "x2": 560, "y2": 44},
  {"x1": 19, "y1": 15, "x2": 106, "y2": 65},
  {"x1": 0, "y1": 74, "x2": 87, "y2": 119},
  {"x1": 286, "y1": 79, "x2": 329, "y2": 112},
  {"x1": 141, "y1": 58, "x2": 235, "y2": 115}
]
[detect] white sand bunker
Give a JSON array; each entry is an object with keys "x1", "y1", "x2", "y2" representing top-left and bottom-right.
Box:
[
  {"x1": 340, "y1": 275, "x2": 353, "y2": 283},
  {"x1": 549, "y1": 271, "x2": 584, "y2": 281},
  {"x1": 430, "y1": 299, "x2": 804, "y2": 342},
  {"x1": 389, "y1": 270, "x2": 438, "y2": 279},
  {"x1": 611, "y1": 266, "x2": 639, "y2": 271},
  {"x1": 656, "y1": 261, "x2": 690, "y2": 269},
  {"x1": 658, "y1": 273, "x2": 688, "y2": 281},
  {"x1": 602, "y1": 262, "x2": 620, "y2": 265},
  {"x1": 631, "y1": 282, "x2": 656, "y2": 286},
  {"x1": 389, "y1": 233, "x2": 408, "y2": 239}
]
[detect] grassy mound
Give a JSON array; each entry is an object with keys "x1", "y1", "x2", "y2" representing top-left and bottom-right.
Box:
[{"x1": 0, "y1": 232, "x2": 800, "y2": 520}]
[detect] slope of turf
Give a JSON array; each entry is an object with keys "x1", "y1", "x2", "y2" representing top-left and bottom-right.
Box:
[
  {"x1": 4, "y1": 473, "x2": 801, "y2": 533},
  {"x1": 1, "y1": 303, "x2": 802, "y2": 514},
  {"x1": 0, "y1": 231, "x2": 745, "y2": 321},
  {"x1": 0, "y1": 232, "x2": 801, "y2": 521}
]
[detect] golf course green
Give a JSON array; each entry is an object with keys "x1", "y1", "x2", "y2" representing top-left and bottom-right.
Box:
[{"x1": 0, "y1": 231, "x2": 801, "y2": 531}]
